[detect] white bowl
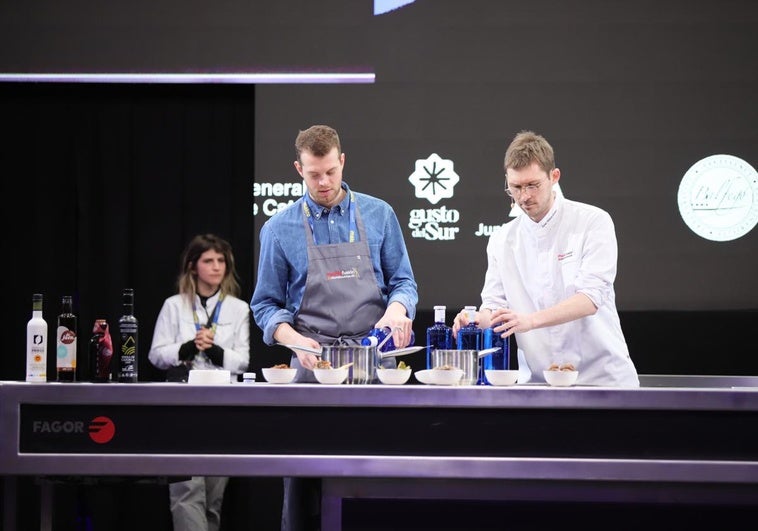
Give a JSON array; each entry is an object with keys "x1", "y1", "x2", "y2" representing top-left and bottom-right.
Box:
[
  {"x1": 416, "y1": 367, "x2": 464, "y2": 386},
  {"x1": 187, "y1": 369, "x2": 231, "y2": 385},
  {"x1": 261, "y1": 367, "x2": 297, "y2": 384},
  {"x1": 376, "y1": 367, "x2": 412, "y2": 385},
  {"x1": 313, "y1": 367, "x2": 349, "y2": 385},
  {"x1": 485, "y1": 369, "x2": 519, "y2": 386},
  {"x1": 543, "y1": 369, "x2": 579, "y2": 387}
]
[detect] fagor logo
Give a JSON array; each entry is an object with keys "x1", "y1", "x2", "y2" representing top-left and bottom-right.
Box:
[
  {"x1": 32, "y1": 416, "x2": 116, "y2": 444},
  {"x1": 89, "y1": 416, "x2": 116, "y2": 444}
]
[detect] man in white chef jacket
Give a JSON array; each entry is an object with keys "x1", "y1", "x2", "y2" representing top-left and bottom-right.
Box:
[{"x1": 453, "y1": 130, "x2": 639, "y2": 387}]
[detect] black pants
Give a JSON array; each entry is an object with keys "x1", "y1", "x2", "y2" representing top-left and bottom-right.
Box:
[{"x1": 281, "y1": 477, "x2": 321, "y2": 531}]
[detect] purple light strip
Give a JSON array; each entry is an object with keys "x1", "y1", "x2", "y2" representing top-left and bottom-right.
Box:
[{"x1": 0, "y1": 72, "x2": 375, "y2": 84}]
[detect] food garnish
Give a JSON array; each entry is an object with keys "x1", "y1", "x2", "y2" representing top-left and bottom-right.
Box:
[{"x1": 548, "y1": 363, "x2": 576, "y2": 372}]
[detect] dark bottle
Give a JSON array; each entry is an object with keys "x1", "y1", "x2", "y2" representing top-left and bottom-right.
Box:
[
  {"x1": 56, "y1": 295, "x2": 77, "y2": 382},
  {"x1": 482, "y1": 325, "x2": 510, "y2": 385},
  {"x1": 456, "y1": 306, "x2": 482, "y2": 350},
  {"x1": 426, "y1": 305, "x2": 453, "y2": 370},
  {"x1": 118, "y1": 288, "x2": 139, "y2": 383},
  {"x1": 89, "y1": 319, "x2": 113, "y2": 383}
]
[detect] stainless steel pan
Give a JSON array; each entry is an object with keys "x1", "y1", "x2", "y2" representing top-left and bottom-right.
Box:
[{"x1": 278, "y1": 343, "x2": 425, "y2": 383}]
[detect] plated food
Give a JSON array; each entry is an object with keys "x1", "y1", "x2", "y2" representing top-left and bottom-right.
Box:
[
  {"x1": 376, "y1": 362, "x2": 413, "y2": 385},
  {"x1": 313, "y1": 365, "x2": 349, "y2": 384},
  {"x1": 543, "y1": 363, "x2": 579, "y2": 387},
  {"x1": 547, "y1": 362, "x2": 576, "y2": 372},
  {"x1": 261, "y1": 365, "x2": 297, "y2": 384},
  {"x1": 415, "y1": 367, "x2": 465, "y2": 386}
]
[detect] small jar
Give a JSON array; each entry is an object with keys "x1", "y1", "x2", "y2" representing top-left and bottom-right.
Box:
[{"x1": 242, "y1": 372, "x2": 256, "y2": 384}]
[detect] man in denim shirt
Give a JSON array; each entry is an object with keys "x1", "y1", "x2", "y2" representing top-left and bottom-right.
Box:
[{"x1": 251, "y1": 124, "x2": 418, "y2": 531}]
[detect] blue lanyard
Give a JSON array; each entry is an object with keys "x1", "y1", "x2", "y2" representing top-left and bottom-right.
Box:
[
  {"x1": 193, "y1": 293, "x2": 225, "y2": 332},
  {"x1": 303, "y1": 191, "x2": 357, "y2": 245}
]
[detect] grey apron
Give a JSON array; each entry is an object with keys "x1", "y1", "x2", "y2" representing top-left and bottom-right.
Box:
[{"x1": 291, "y1": 191, "x2": 386, "y2": 382}]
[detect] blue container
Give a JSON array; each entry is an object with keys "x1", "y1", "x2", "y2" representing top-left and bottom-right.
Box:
[
  {"x1": 482, "y1": 326, "x2": 510, "y2": 385},
  {"x1": 426, "y1": 305, "x2": 453, "y2": 370},
  {"x1": 456, "y1": 306, "x2": 482, "y2": 351},
  {"x1": 361, "y1": 326, "x2": 416, "y2": 352}
]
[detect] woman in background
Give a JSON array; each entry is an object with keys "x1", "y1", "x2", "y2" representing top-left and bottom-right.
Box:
[{"x1": 149, "y1": 233, "x2": 250, "y2": 531}]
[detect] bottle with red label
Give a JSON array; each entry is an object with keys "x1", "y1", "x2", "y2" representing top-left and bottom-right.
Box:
[
  {"x1": 89, "y1": 319, "x2": 113, "y2": 383},
  {"x1": 56, "y1": 295, "x2": 77, "y2": 382}
]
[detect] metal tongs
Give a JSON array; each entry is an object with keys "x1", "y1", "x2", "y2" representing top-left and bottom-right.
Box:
[
  {"x1": 477, "y1": 347, "x2": 501, "y2": 359},
  {"x1": 277, "y1": 343, "x2": 323, "y2": 356}
]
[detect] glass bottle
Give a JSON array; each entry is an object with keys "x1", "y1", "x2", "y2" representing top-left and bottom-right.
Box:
[
  {"x1": 426, "y1": 305, "x2": 453, "y2": 370},
  {"x1": 89, "y1": 319, "x2": 113, "y2": 383},
  {"x1": 118, "y1": 288, "x2": 139, "y2": 382},
  {"x1": 26, "y1": 293, "x2": 48, "y2": 382},
  {"x1": 361, "y1": 326, "x2": 415, "y2": 352},
  {"x1": 456, "y1": 305, "x2": 482, "y2": 351},
  {"x1": 482, "y1": 325, "x2": 510, "y2": 385},
  {"x1": 56, "y1": 295, "x2": 77, "y2": 382}
]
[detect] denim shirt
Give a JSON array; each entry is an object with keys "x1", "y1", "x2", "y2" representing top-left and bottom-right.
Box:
[{"x1": 251, "y1": 182, "x2": 418, "y2": 345}]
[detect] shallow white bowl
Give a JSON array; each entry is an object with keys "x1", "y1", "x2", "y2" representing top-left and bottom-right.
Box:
[
  {"x1": 261, "y1": 367, "x2": 297, "y2": 384},
  {"x1": 415, "y1": 368, "x2": 464, "y2": 386},
  {"x1": 187, "y1": 369, "x2": 231, "y2": 385},
  {"x1": 485, "y1": 369, "x2": 519, "y2": 386},
  {"x1": 430, "y1": 368, "x2": 465, "y2": 385},
  {"x1": 543, "y1": 369, "x2": 579, "y2": 387},
  {"x1": 313, "y1": 367, "x2": 349, "y2": 385},
  {"x1": 376, "y1": 367, "x2": 412, "y2": 385}
]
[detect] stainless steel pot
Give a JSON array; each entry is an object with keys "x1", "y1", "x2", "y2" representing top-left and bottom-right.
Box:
[
  {"x1": 429, "y1": 348, "x2": 500, "y2": 385},
  {"x1": 278, "y1": 343, "x2": 425, "y2": 384},
  {"x1": 320, "y1": 345, "x2": 426, "y2": 384},
  {"x1": 321, "y1": 345, "x2": 378, "y2": 384},
  {"x1": 430, "y1": 349, "x2": 478, "y2": 385}
]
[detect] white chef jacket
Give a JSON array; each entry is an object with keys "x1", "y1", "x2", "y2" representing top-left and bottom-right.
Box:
[
  {"x1": 148, "y1": 291, "x2": 250, "y2": 374},
  {"x1": 480, "y1": 194, "x2": 639, "y2": 387}
]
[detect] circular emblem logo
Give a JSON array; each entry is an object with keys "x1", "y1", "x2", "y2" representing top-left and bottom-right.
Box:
[
  {"x1": 677, "y1": 154, "x2": 758, "y2": 242},
  {"x1": 88, "y1": 416, "x2": 116, "y2": 444}
]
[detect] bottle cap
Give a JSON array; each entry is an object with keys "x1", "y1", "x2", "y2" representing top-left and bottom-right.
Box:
[
  {"x1": 361, "y1": 336, "x2": 379, "y2": 347},
  {"x1": 242, "y1": 372, "x2": 256, "y2": 382},
  {"x1": 433, "y1": 305, "x2": 446, "y2": 310}
]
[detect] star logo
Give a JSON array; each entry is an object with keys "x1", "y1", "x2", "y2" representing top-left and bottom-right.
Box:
[{"x1": 408, "y1": 153, "x2": 459, "y2": 205}]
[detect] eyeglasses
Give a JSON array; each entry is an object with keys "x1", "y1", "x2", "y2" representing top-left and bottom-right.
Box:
[{"x1": 505, "y1": 178, "x2": 549, "y2": 198}]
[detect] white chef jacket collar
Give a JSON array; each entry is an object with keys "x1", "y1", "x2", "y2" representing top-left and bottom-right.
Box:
[{"x1": 523, "y1": 192, "x2": 561, "y2": 236}]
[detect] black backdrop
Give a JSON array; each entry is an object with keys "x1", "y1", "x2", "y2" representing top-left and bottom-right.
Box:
[
  {"x1": 2, "y1": 72, "x2": 757, "y2": 531},
  {"x1": 3, "y1": 0, "x2": 757, "y2": 382},
  {"x1": 2, "y1": 1, "x2": 758, "y2": 530}
]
